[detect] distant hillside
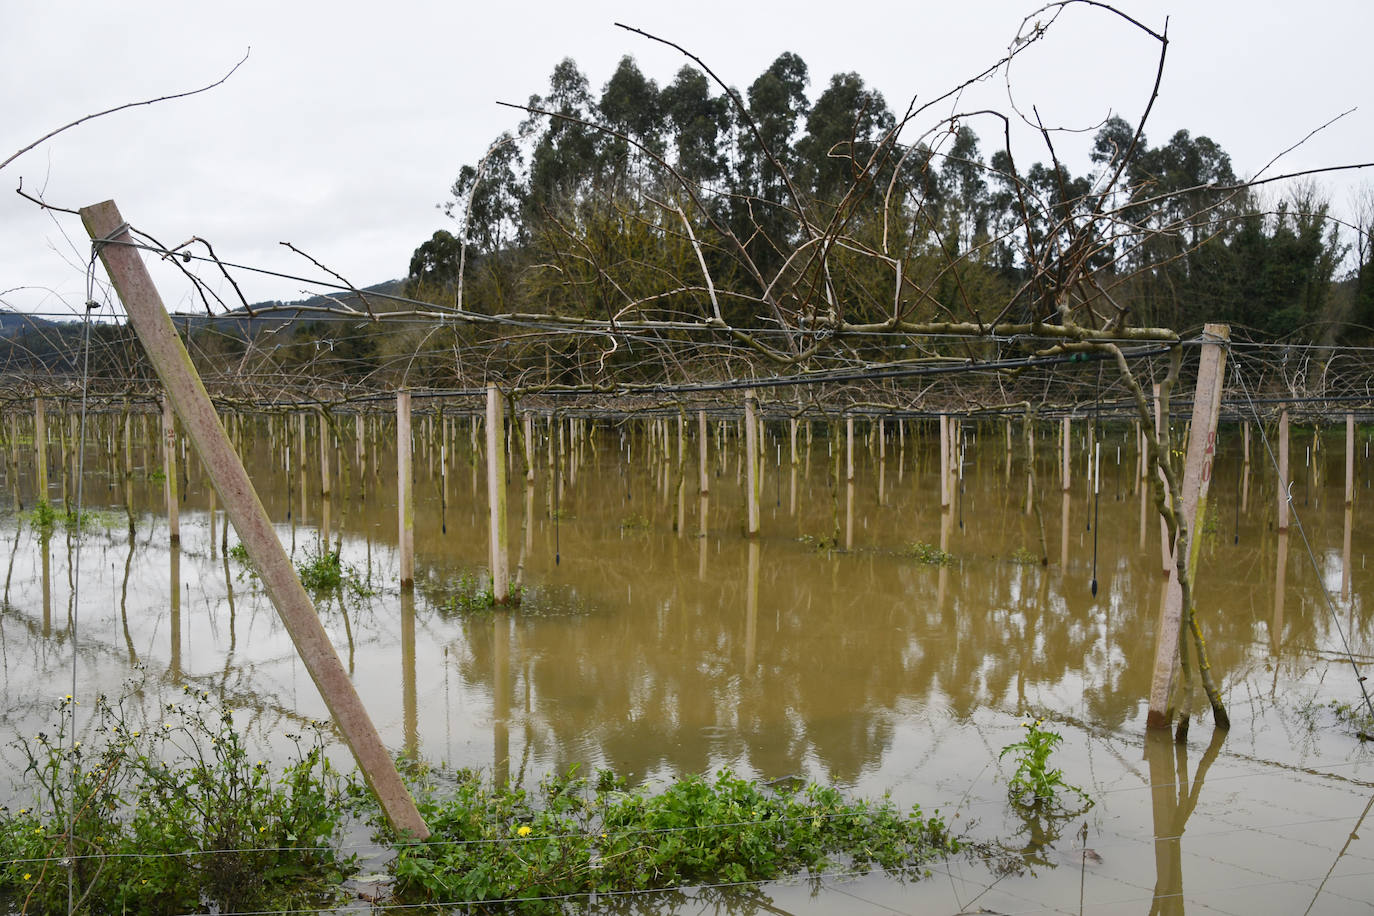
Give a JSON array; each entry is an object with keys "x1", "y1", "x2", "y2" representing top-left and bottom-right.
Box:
[{"x1": 186, "y1": 279, "x2": 407, "y2": 330}]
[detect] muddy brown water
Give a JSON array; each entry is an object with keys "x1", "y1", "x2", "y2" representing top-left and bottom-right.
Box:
[{"x1": 2, "y1": 415, "x2": 1372, "y2": 913}]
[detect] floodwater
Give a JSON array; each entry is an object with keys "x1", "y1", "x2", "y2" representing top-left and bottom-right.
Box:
[{"x1": 2, "y1": 411, "x2": 1373, "y2": 914}]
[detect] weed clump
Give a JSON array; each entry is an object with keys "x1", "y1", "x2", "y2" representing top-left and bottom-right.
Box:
[
  {"x1": 0, "y1": 689, "x2": 355, "y2": 915},
  {"x1": 902, "y1": 541, "x2": 954, "y2": 565},
  {"x1": 378, "y1": 767, "x2": 958, "y2": 907}
]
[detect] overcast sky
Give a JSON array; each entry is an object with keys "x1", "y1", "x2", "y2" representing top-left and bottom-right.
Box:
[{"x1": 2, "y1": 0, "x2": 1370, "y2": 319}]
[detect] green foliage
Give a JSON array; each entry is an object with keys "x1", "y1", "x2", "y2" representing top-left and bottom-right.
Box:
[
  {"x1": 618, "y1": 513, "x2": 650, "y2": 530},
  {"x1": 1326, "y1": 699, "x2": 1374, "y2": 739},
  {"x1": 295, "y1": 548, "x2": 375, "y2": 597},
  {"x1": 227, "y1": 542, "x2": 251, "y2": 563},
  {"x1": 797, "y1": 533, "x2": 839, "y2": 551},
  {"x1": 442, "y1": 572, "x2": 524, "y2": 614},
  {"x1": 381, "y1": 767, "x2": 957, "y2": 909},
  {"x1": 1008, "y1": 548, "x2": 1040, "y2": 566},
  {"x1": 999, "y1": 718, "x2": 1092, "y2": 815},
  {"x1": 26, "y1": 499, "x2": 57, "y2": 532},
  {"x1": 902, "y1": 542, "x2": 954, "y2": 566},
  {"x1": 0, "y1": 689, "x2": 354, "y2": 915}
]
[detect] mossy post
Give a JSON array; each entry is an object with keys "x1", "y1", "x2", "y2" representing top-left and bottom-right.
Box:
[
  {"x1": 1146, "y1": 323, "x2": 1230, "y2": 731},
  {"x1": 397, "y1": 390, "x2": 414, "y2": 590},
  {"x1": 81, "y1": 199, "x2": 429, "y2": 840},
  {"x1": 486, "y1": 384, "x2": 510, "y2": 603}
]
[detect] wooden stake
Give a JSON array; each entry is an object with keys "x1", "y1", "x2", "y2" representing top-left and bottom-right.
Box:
[
  {"x1": 744, "y1": 390, "x2": 760, "y2": 536},
  {"x1": 486, "y1": 385, "x2": 510, "y2": 602},
  {"x1": 34, "y1": 396, "x2": 48, "y2": 504},
  {"x1": 1278, "y1": 408, "x2": 1290, "y2": 533},
  {"x1": 1062, "y1": 417, "x2": 1071, "y2": 492},
  {"x1": 81, "y1": 200, "x2": 428, "y2": 839},
  {"x1": 397, "y1": 391, "x2": 415, "y2": 589},
  {"x1": 1346, "y1": 413, "x2": 1355, "y2": 507}
]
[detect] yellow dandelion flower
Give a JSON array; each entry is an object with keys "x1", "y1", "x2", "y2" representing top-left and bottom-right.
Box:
[
  {"x1": 517, "y1": 825, "x2": 532, "y2": 837},
  {"x1": 23, "y1": 873, "x2": 31, "y2": 881}
]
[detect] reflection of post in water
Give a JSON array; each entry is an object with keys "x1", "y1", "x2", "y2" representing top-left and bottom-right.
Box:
[
  {"x1": 401, "y1": 588, "x2": 417, "y2": 759},
  {"x1": 493, "y1": 611, "x2": 511, "y2": 787},
  {"x1": 220, "y1": 549, "x2": 236, "y2": 656},
  {"x1": 40, "y1": 532, "x2": 52, "y2": 637},
  {"x1": 1145, "y1": 726, "x2": 1227, "y2": 915},
  {"x1": 170, "y1": 546, "x2": 182, "y2": 684},
  {"x1": 937, "y1": 506, "x2": 952, "y2": 611},
  {"x1": 698, "y1": 496, "x2": 710, "y2": 581},
  {"x1": 1343, "y1": 505, "x2": 1353, "y2": 604},
  {"x1": 745, "y1": 540, "x2": 759, "y2": 671},
  {"x1": 1061, "y1": 491, "x2": 1071, "y2": 572},
  {"x1": 1272, "y1": 531, "x2": 1289, "y2": 660},
  {"x1": 789, "y1": 417, "x2": 798, "y2": 515}
]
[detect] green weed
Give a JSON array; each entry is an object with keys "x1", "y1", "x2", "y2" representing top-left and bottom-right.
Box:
[
  {"x1": 294, "y1": 548, "x2": 374, "y2": 596},
  {"x1": 379, "y1": 767, "x2": 958, "y2": 909},
  {"x1": 902, "y1": 541, "x2": 954, "y2": 565},
  {"x1": 797, "y1": 533, "x2": 839, "y2": 551},
  {"x1": 618, "y1": 514, "x2": 650, "y2": 530},
  {"x1": 0, "y1": 688, "x2": 355, "y2": 915},
  {"x1": 999, "y1": 718, "x2": 1092, "y2": 815},
  {"x1": 442, "y1": 572, "x2": 523, "y2": 613}
]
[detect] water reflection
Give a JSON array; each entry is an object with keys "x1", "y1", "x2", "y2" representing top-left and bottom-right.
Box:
[
  {"x1": 1, "y1": 417, "x2": 1372, "y2": 910},
  {"x1": 1146, "y1": 727, "x2": 1227, "y2": 915}
]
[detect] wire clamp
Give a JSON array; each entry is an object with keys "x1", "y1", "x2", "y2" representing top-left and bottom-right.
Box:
[{"x1": 90, "y1": 222, "x2": 130, "y2": 257}]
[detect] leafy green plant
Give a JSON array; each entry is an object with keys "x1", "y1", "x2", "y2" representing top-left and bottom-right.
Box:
[
  {"x1": 290, "y1": 548, "x2": 374, "y2": 596},
  {"x1": 999, "y1": 718, "x2": 1092, "y2": 815},
  {"x1": 618, "y1": 514, "x2": 650, "y2": 530},
  {"x1": 0, "y1": 688, "x2": 355, "y2": 915},
  {"x1": 27, "y1": 499, "x2": 57, "y2": 533},
  {"x1": 227, "y1": 542, "x2": 251, "y2": 563},
  {"x1": 379, "y1": 766, "x2": 957, "y2": 909},
  {"x1": 902, "y1": 541, "x2": 954, "y2": 565}
]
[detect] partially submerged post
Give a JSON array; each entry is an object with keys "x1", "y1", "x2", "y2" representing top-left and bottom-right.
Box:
[
  {"x1": 1146, "y1": 324, "x2": 1230, "y2": 732},
  {"x1": 33, "y1": 396, "x2": 48, "y2": 505},
  {"x1": 1278, "y1": 408, "x2": 1290, "y2": 533},
  {"x1": 486, "y1": 384, "x2": 510, "y2": 602},
  {"x1": 397, "y1": 391, "x2": 415, "y2": 590},
  {"x1": 744, "y1": 390, "x2": 760, "y2": 537},
  {"x1": 82, "y1": 199, "x2": 429, "y2": 839}
]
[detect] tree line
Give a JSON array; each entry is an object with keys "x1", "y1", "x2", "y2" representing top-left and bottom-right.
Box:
[{"x1": 407, "y1": 52, "x2": 1371, "y2": 346}]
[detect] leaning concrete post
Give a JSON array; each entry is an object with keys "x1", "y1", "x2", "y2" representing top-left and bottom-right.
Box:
[
  {"x1": 1146, "y1": 323, "x2": 1229, "y2": 730},
  {"x1": 397, "y1": 390, "x2": 415, "y2": 589},
  {"x1": 744, "y1": 390, "x2": 760, "y2": 536},
  {"x1": 486, "y1": 385, "x2": 510, "y2": 602},
  {"x1": 82, "y1": 200, "x2": 428, "y2": 840}
]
